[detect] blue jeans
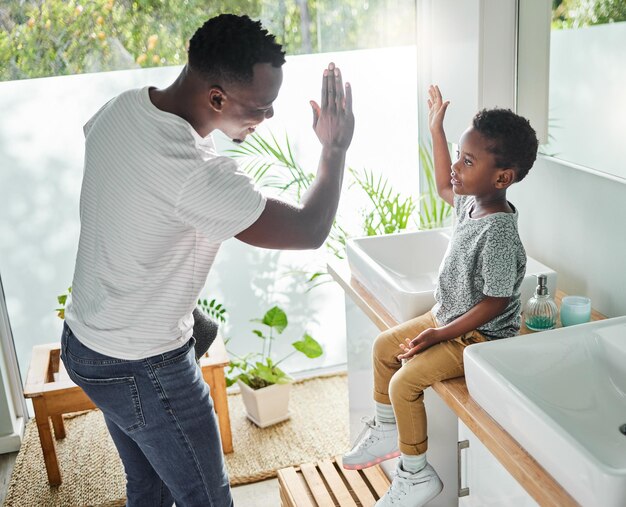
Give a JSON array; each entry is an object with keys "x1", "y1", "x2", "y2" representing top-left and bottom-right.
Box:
[{"x1": 60, "y1": 323, "x2": 233, "y2": 507}]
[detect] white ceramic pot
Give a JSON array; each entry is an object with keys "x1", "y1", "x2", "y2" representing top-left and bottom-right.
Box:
[{"x1": 237, "y1": 379, "x2": 292, "y2": 428}]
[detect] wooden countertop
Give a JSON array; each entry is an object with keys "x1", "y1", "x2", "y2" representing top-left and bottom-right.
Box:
[{"x1": 328, "y1": 260, "x2": 606, "y2": 507}]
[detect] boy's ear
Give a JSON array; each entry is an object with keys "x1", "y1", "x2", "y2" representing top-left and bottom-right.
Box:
[{"x1": 494, "y1": 168, "x2": 515, "y2": 189}]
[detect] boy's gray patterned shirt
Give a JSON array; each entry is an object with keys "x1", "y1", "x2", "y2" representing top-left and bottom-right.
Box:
[{"x1": 432, "y1": 194, "x2": 526, "y2": 339}]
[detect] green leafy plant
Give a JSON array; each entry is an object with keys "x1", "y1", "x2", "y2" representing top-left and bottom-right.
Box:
[
  {"x1": 230, "y1": 131, "x2": 421, "y2": 250},
  {"x1": 55, "y1": 286, "x2": 72, "y2": 319},
  {"x1": 226, "y1": 306, "x2": 323, "y2": 390},
  {"x1": 418, "y1": 142, "x2": 453, "y2": 229},
  {"x1": 227, "y1": 131, "x2": 314, "y2": 200},
  {"x1": 230, "y1": 131, "x2": 450, "y2": 293},
  {"x1": 349, "y1": 167, "x2": 417, "y2": 236},
  {"x1": 197, "y1": 297, "x2": 227, "y2": 323}
]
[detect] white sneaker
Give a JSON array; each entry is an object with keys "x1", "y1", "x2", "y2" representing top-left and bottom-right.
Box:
[
  {"x1": 375, "y1": 462, "x2": 443, "y2": 507},
  {"x1": 342, "y1": 416, "x2": 400, "y2": 470}
]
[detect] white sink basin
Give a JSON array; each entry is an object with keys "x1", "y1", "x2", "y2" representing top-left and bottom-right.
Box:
[
  {"x1": 464, "y1": 317, "x2": 626, "y2": 507},
  {"x1": 346, "y1": 228, "x2": 557, "y2": 322}
]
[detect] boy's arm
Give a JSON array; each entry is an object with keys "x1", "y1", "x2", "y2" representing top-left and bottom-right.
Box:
[
  {"x1": 397, "y1": 296, "x2": 509, "y2": 359},
  {"x1": 428, "y1": 85, "x2": 454, "y2": 207}
]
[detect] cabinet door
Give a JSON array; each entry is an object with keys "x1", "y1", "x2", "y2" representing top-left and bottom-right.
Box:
[{"x1": 458, "y1": 420, "x2": 538, "y2": 506}]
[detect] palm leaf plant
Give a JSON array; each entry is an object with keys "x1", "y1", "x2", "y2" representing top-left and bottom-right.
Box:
[
  {"x1": 226, "y1": 131, "x2": 314, "y2": 200},
  {"x1": 418, "y1": 142, "x2": 453, "y2": 229},
  {"x1": 348, "y1": 167, "x2": 417, "y2": 236},
  {"x1": 227, "y1": 131, "x2": 448, "y2": 293},
  {"x1": 197, "y1": 297, "x2": 227, "y2": 323}
]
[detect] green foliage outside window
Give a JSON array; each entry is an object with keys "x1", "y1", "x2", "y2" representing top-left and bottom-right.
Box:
[
  {"x1": 0, "y1": 0, "x2": 416, "y2": 82},
  {"x1": 552, "y1": 0, "x2": 626, "y2": 28}
]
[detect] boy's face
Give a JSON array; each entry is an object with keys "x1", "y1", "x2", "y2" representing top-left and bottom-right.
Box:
[{"x1": 451, "y1": 127, "x2": 511, "y2": 196}]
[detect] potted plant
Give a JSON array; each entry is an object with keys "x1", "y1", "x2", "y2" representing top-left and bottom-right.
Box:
[{"x1": 226, "y1": 305, "x2": 323, "y2": 428}]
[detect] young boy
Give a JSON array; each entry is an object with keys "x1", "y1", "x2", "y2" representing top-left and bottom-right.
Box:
[{"x1": 342, "y1": 85, "x2": 538, "y2": 507}]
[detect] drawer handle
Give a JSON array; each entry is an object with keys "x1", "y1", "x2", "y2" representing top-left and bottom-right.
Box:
[{"x1": 457, "y1": 439, "x2": 470, "y2": 497}]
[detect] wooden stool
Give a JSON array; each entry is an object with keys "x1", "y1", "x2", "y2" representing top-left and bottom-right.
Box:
[
  {"x1": 23, "y1": 335, "x2": 233, "y2": 486},
  {"x1": 278, "y1": 456, "x2": 390, "y2": 507}
]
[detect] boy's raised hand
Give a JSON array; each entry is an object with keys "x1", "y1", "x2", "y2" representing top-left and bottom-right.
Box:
[{"x1": 427, "y1": 85, "x2": 450, "y2": 133}]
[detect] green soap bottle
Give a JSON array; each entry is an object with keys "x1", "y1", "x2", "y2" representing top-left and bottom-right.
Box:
[{"x1": 524, "y1": 274, "x2": 558, "y2": 331}]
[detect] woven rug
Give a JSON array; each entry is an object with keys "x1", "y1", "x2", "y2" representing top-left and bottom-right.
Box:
[{"x1": 5, "y1": 373, "x2": 349, "y2": 507}]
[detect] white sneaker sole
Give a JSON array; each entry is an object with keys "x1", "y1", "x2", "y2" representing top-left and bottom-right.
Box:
[{"x1": 342, "y1": 450, "x2": 401, "y2": 470}]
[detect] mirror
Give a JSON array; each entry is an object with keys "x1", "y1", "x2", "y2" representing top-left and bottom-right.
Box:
[{"x1": 541, "y1": 1, "x2": 626, "y2": 182}]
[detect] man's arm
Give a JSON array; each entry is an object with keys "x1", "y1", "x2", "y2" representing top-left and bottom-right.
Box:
[
  {"x1": 236, "y1": 63, "x2": 354, "y2": 250},
  {"x1": 397, "y1": 296, "x2": 509, "y2": 360},
  {"x1": 428, "y1": 85, "x2": 454, "y2": 207}
]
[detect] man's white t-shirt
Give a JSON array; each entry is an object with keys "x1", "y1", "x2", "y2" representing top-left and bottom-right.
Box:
[{"x1": 65, "y1": 87, "x2": 266, "y2": 359}]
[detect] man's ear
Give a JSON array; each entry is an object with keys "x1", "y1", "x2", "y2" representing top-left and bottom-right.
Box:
[
  {"x1": 495, "y1": 168, "x2": 516, "y2": 189},
  {"x1": 208, "y1": 88, "x2": 225, "y2": 112}
]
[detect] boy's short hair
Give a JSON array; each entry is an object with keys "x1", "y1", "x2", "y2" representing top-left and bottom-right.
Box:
[
  {"x1": 188, "y1": 14, "x2": 286, "y2": 84},
  {"x1": 472, "y1": 109, "x2": 538, "y2": 182}
]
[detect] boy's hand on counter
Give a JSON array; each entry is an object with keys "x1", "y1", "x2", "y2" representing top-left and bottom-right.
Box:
[
  {"x1": 427, "y1": 84, "x2": 450, "y2": 134},
  {"x1": 397, "y1": 327, "x2": 448, "y2": 360}
]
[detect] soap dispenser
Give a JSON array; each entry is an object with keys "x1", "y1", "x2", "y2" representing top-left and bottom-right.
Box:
[{"x1": 524, "y1": 274, "x2": 558, "y2": 331}]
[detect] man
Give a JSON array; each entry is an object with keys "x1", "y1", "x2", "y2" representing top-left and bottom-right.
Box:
[{"x1": 61, "y1": 13, "x2": 354, "y2": 507}]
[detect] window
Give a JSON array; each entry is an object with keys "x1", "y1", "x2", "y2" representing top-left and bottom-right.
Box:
[{"x1": 0, "y1": 1, "x2": 420, "y2": 379}]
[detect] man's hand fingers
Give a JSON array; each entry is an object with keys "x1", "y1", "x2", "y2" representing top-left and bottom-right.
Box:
[
  {"x1": 321, "y1": 68, "x2": 329, "y2": 109},
  {"x1": 334, "y1": 67, "x2": 344, "y2": 110},
  {"x1": 310, "y1": 101, "x2": 320, "y2": 129},
  {"x1": 344, "y1": 82, "x2": 352, "y2": 113},
  {"x1": 327, "y1": 65, "x2": 337, "y2": 111}
]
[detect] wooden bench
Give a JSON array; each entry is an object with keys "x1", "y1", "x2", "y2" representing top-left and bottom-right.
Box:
[
  {"x1": 278, "y1": 456, "x2": 390, "y2": 507},
  {"x1": 23, "y1": 334, "x2": 233, "y2": 486}
]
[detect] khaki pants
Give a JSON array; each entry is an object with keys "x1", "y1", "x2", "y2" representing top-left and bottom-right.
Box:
[{"x1": 372, "y1": 311, "x2": 487, "y2": 455}]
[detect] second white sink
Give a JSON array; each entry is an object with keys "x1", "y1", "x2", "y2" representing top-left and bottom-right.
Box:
[
  {"x1": 464, "y1": 317, "x2": 626, "y2": 506},
  {"x1": 346, "y1": 228, "x2": 557, "y2": 323}
]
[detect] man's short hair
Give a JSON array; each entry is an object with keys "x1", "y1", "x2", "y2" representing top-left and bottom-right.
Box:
[
  {"x1": 472, "y1": 108, "x2": 539, "y2": 182},
  {"x1": 188, "y1": 14, "x2": 286, "y2": 84}
]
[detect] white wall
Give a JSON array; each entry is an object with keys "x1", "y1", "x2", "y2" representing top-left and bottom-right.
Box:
[
  {"x1": 508, "y1": 21, "x2": 626, "y2": 318},
  {"x1": 509, "y1": 156, "x2": 626, "y2": 318}
]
